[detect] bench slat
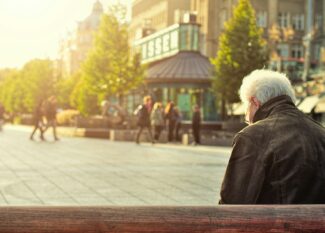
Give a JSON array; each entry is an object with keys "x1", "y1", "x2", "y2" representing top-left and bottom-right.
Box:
[{"x1": 0, "y1": 206, "x2": 324, "y2": 232}]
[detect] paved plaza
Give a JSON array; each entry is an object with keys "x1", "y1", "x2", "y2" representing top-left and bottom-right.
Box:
[{"x1": 0, "y1": 125, "x2": 231, "y2": 206}]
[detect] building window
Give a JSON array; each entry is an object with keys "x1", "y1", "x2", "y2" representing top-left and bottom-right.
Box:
[
  {"x1": 278, "y1": 12, "x2": 290, "y2": 28},
  {"x1": 315, "y1": 14, "x2": 323, "y2": 30},
  {"x1": 292, "y1": 14, "x2": 305, "y2": 31},
  {"x1": 291, "y1": 44, "x2": 303, "y2": 58},
  {"x1": 277, "y1": 43, "x2": 289, "y2": 58},
  {"x1": 257, "y1": 11, "x2": 267, "y2": 28}
]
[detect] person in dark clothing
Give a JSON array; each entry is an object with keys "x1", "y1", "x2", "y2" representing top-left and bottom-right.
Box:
[
  {"x1": 192, "y1": 105, "x2": 201, "y2": 145},
  {"x1": 43, "y1": 96, "x2": 59, "y2": 141},
  {"x1": 135, "y1": 95, "x2": 154, "y2": 144},
  {"x1": 220, "y1": 70, "x2": 325, "y2": 204},
  {"x1": 174, "y1": 107, "x2": 182, "y2": 142},
  {"x1": 30, "y1": 100, "x2": 45, "y2": 140},
  {"x1": 164, "y1": 101, "x2": 177, "y2": 142}
]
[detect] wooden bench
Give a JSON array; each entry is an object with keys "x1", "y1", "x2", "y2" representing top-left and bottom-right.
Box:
[{"x1": 0, "y1": 206, "x2": 324, "y2": 232}]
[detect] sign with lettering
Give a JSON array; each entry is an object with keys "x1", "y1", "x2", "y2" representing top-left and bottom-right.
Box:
[{"x1": 134, "y1": 23, "x2": 200, "y2": 64}]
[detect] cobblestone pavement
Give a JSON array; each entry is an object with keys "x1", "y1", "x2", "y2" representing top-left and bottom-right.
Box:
[{"x1": 0, "y1": 125, "x2": 231, "y2": 206}]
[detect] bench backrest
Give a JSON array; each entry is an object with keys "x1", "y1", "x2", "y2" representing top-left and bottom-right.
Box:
[{"x1": 1, "y1": 206, "x2": 325, "y2": 232}]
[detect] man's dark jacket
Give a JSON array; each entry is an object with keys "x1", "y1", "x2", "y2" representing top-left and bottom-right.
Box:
[{"x1": 220, "y1": 95, "x2": 325, "y2": 204}]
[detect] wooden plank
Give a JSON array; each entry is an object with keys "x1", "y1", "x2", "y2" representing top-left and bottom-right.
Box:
[{"x1": 0, "y1": 206, "x2": 324, "y2": 232}]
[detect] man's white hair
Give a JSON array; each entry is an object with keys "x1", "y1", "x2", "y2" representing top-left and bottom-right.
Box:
[{"x1": 239, "y1": 69, "x2": 296, "y2": 106}]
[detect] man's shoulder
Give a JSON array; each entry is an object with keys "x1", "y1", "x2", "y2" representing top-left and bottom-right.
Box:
[
  {"x1": 233, "y1": 118, "x2": 276, "y2": 147},
  {"x1": 238, "y1": 120, "x2": 268, "y2": 136},
  {"x1": 239, "y1": 111, "x2": 325, "y2": 145}
]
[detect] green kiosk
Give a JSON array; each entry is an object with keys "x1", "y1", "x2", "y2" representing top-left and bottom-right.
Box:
[{"x1": 134, "y1": 23, "x2": 217, "y2": 121}]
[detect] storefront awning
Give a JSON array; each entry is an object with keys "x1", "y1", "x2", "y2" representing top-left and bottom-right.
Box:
[
  {"x1": 297, "y1": 95, "x2": 320, "y2": 113},
  {"x1": 146, "y1": 51, "x2": 212, "y2": 83}
]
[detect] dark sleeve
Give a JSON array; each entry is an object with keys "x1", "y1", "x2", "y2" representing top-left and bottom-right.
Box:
[{"x1": 219, "y1": 133, "x2": 265, "y2": 204}]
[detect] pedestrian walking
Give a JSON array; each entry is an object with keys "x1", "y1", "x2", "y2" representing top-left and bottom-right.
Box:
[
  {"x1": 43, "y1": 96, "x2": 59, "y2": 141},
  {"x1": 134, "y1": 96, "x2": 154, "y2": 144},
  {"x1": 192, "y1": 104, "x2": 201, "y2": 145},
  {"x1": 220, "y1": 69, "x2": 325, "y2": 204},
  {"x1": 164, "y1": 101, "x2": 177, "y2": 142},
  {"x1": 30, "y1": 100, "x2": 45, "y2": 140},
  {"x1": 174, "y1": 107, "x2": 182, "y2": 141},
  {"x1": 150, "y1": 102, "x2": 164, "y2": 141}
]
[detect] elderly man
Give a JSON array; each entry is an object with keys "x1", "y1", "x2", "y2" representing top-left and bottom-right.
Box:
[{"x1": 220, "y1": 69, "x2": 325, "y2": 204}]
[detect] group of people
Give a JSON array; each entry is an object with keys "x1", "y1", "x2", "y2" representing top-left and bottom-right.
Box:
[
  {"x1": 134, "y1": 95, "x2": 201, "y2": 145},
  {"x1": 29, "y1": 96, "x2": 59, "y2": 141}
]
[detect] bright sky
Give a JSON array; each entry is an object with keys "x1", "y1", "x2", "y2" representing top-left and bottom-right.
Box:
[{"x1": 0, "y1": 0, "x2": 132, "y2": 69}]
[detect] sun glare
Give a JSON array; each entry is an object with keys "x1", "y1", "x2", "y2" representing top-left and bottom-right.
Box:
[{"x1": 0, "y1": 0, "x2": 131, "y2": 69}]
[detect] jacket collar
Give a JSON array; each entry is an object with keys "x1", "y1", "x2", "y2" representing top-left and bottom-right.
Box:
[{"x1": 253, "y1": 95, "x2": 296, "y2": 123}]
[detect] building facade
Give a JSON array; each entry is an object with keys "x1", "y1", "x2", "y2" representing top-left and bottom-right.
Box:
[
  {"x1": 130, "y1": 0, "x2": 191, "y2": 43},
  {"x1": 59, "y1": 1, "x2": 104, "y2": 77},
  {"x1": 130, "y1": 0, "x2": 325, "y2": 121},
  {"x1": 130, "y1": 0, "x2": 217, "y2": 121},
  {"x1": 193, "y1": 0, "x2": 325, "y2": 82}
]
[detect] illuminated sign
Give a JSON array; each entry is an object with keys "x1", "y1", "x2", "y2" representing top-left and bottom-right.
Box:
[{"x1": 134, "y1": 23, "x2": 200, "y2": 64}]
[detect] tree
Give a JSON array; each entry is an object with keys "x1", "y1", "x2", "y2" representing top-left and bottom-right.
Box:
[
  {"x1": 57, "y1": 72, "x2": 81, "y2": 109},
  {"x1": 0, "y1": 59, "x2": 57, "y2": 114},
  {"x1": 210, "y1": 0, "x2": 268, "y2": 119},
  {"x1": 75, "y1": 3, "x2": 144, "y2": 115},
  {"x1": 21, "y1": 59, "x2": 56, "y2": 112},
  {"x1": 70, "y1": 78, "x2": 99, "y2": 116},
  {"x1": 0, "y1": 71, "x2": 26, "y2": 113}
]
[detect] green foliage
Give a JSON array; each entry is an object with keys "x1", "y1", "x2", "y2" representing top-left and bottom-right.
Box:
[
  {"x1": 0, "y1": 59, "x2": 56, "y2": 114},
  {"x1": 74, "y1": 3, "x2": 145, "y2": 115},
  {"x1": 0, "y1": 71, "x2": 26, "y2": 113},
  {"x1": 56, "y1": 72, "x2": 81, "y2": 109},
  {"x1": 70, "y1": 78, "x2": 99, "y2": 116},
  {"x1": 21, "y1": 59, "x2": 56, "y2": 112},
  {"x1": 211, "y1": 0, "x2": 268, "y2": 114}
]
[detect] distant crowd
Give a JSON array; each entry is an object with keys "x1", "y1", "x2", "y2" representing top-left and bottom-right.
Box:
[
  {"x1": 133, "y1": 95, "x2": 201, "y2": 145},
  {"x1": 0, "y1": 95, "x2": 202, "y2": 145}
]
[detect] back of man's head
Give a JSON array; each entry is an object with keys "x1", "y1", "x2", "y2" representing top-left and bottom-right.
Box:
[{"x1": 239, "y1": 70, "x2": 296, "y2": 107}]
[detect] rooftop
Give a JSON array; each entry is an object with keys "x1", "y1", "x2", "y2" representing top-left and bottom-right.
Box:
[{"x1": 147, "y1": 51, "x2": 213, "y2": 83}]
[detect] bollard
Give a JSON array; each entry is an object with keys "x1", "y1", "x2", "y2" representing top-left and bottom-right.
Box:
[
  {"x1": 109, "y1": 130, "x2": 115, "y2": 141},
  {"x1": 182, "y1": 133, "x2": 189, "y2": 145}
]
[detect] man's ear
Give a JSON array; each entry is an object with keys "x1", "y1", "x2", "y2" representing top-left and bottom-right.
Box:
[{"x1": 251, "y1": 96, "x2": 261, "y2": 108}]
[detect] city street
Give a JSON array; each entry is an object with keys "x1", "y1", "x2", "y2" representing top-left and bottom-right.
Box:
[{"x1": 0, "y1": 126, "x2": 231, "y2": 206}]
